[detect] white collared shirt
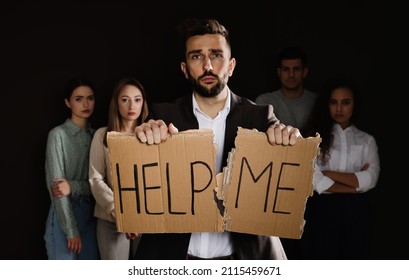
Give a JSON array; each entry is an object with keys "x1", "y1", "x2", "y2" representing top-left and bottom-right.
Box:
[
  {"x1": 187, "y1": 91, "x2": 233, "y2": 258},
  {"x1": 313, "y1": 124, "x2": 380, "y2": 194}
]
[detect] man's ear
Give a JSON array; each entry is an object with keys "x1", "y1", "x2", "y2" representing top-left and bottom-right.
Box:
[
  {"x1": 303, "y1": 67, "x2": 309, "y2": 78},
  {"x1": 181, "y1": 62, "x2": 189, "y2": 79},
  {"x1": 228, "y1": 57, "x2": 236, "y2": 77}
]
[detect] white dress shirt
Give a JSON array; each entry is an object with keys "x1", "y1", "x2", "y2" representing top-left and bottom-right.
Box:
[
  {"x1": 313, "y1": 124, "x2": 380, "y2": 194},
  {"x1": 187, "y1": 92, "x2": 234, "y2": 258}
]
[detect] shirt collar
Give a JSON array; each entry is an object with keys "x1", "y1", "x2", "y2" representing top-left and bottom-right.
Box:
[
  {"x1": 192, "y1": 89, "x2": 231, "y2": 118},
  {"x1": 63, "y1": 118, "x2": 91, "y2": 136},
  {"x1": 333, "y1": 123, "x2": 355, "y2": 133}
]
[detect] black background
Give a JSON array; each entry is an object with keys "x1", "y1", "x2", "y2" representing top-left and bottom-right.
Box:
[{"x1": 1, "y1": 1, "x2": 402, "y2": 260}]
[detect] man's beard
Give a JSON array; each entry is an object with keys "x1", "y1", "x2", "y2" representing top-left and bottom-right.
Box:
[{"x1": 188, "y1": 70, "x2": 227, "y2": 98}]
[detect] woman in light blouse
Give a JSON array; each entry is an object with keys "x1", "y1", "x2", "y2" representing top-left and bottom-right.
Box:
[
  {"x1": 305, "y1": 78, "x2": 380, "y2": 259},
  {"x1": 44, "y1": 77, "x2": 99, "y2": 259},
  {"x1": 88, "y1": 77, "x2": 149, "y2": 259}
]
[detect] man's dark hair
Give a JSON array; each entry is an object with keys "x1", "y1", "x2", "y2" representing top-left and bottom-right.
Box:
[
  {"x1": 277, "y1": 46, "x2": 307, "y2": 67},
  {"x1": 176, "y1": 18, "x2": 231, "y2": 61}
]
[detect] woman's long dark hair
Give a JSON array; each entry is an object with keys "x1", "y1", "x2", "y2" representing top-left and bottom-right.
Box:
[{"x1": 308, "y1": 78, "x2": 363, "y2": 165}]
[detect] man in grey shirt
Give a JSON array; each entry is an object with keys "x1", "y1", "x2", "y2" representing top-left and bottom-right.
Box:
[
  {"x1": 255, "y1": 46, "x2": 318, "y2": 260},
  {"x1": 255, "y1": 46, "x2": 318, "y2": 136}
]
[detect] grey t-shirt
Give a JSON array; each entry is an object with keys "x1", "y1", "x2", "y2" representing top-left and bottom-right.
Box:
[{"x1": 255, "y1": 89, "x2": 318, "y2": 134}]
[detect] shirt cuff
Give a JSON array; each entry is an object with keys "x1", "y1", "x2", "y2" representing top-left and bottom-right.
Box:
[{"x1": 315, "y1": 176, "x2": 334, "y2": 194}]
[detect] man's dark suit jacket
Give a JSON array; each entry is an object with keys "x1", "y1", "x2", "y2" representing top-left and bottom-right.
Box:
[{"x1": 134, "y1": 91, "x2": 281, "y2": 260}]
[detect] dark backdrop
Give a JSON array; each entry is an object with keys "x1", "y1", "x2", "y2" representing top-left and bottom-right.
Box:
[{"x1": 1, "y1": 1, "x2": 401, "y2": 259}]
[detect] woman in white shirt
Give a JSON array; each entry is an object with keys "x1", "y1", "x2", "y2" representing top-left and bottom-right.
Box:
[
  {"x1": 304, "y1": 78, "x2": 380, "y2": 259},
  {"x1": 88, "y1": 77, "x2": 149, "y2": 259}
]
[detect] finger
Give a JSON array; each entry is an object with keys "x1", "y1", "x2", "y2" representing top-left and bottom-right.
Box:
[
  {"x1": 51, "y1": 189, "x2": 60, "y2": 197},
  {"x1": 266, "y1": 125, "x2": 276, "y2": 145},
  {"x1": 149, "y1": 121, "x2": 161, "y2": 144},
  {"x1": 71, "y1": 243, "x2": 80, "y2": 254},
  {"x1": 68, "y1": 242, "x2": 74, "y2": 252},
  {"x1": 281, "y1": 126, "x2": 290, "y2": 146},
  {"x1": 143, "y1": 119, "x2": 163, "y2": 145},
  {"x1": 126, "y1": 232, "x2": 137, "y2": 239},
  {"x1": 269, "y1": 123, "x2": 285, "y2": 145},
  {"x1": 155, "y1": 120, "x2": 169, "y2": 143},
  {"x1": 135, "y1": 124, "x2": 148, "y2": 143},
  {"x1": 289, "y1": 129, "x2": 300, "y2": 145},
  {"x1": 274, "y1": 124, "x2": 284, "y2": 145},
  {"x1": 144, "y1": 121, "x2": 158, "y2": 144},
  {"x1": 168, "y1": 123, "x2": 179, "y2": 135},
  {"x1": 147, "y1": 119, "x2": 168, "y2": 144}
]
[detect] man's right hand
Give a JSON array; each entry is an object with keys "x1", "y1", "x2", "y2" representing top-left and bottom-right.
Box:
[{"x1": 134, "y1": 119, "x2": 178, "y2": 144}]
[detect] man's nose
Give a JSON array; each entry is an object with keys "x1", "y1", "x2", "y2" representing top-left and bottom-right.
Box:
[{"x1": 203, "y1": 57, "x2": 213, "y2": 71}]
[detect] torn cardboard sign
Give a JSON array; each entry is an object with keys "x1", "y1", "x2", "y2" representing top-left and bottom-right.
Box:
[
  {"x1": 107, "y1": 128, "x2": 320, "y2": 238},
  {"x1": 220, "y1": 127, "x2": 320, "y2": 239},
  {"x1": 107, "y1": 129, "x2": 224, "y2": 233}
]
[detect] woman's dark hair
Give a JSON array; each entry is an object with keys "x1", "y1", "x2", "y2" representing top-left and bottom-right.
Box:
[
  {"x1": 63, "y1": 77, "x2": 95, "y2": 100},
  {"x1": 310, "y1": 77, "x2": 363, "y2": 165}
]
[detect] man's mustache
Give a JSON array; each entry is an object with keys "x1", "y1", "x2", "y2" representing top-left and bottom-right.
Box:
[{"x1": 199, "y1": 71, "x2": 218, "y2": 80}]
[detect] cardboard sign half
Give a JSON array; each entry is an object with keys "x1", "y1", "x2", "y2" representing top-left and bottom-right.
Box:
[
  {"x1": 220, "y1": 127, "x2": 321, "y2": 239},
  {"x1": 107, "y1": 130, "x2": 224, "y2": 233}
]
